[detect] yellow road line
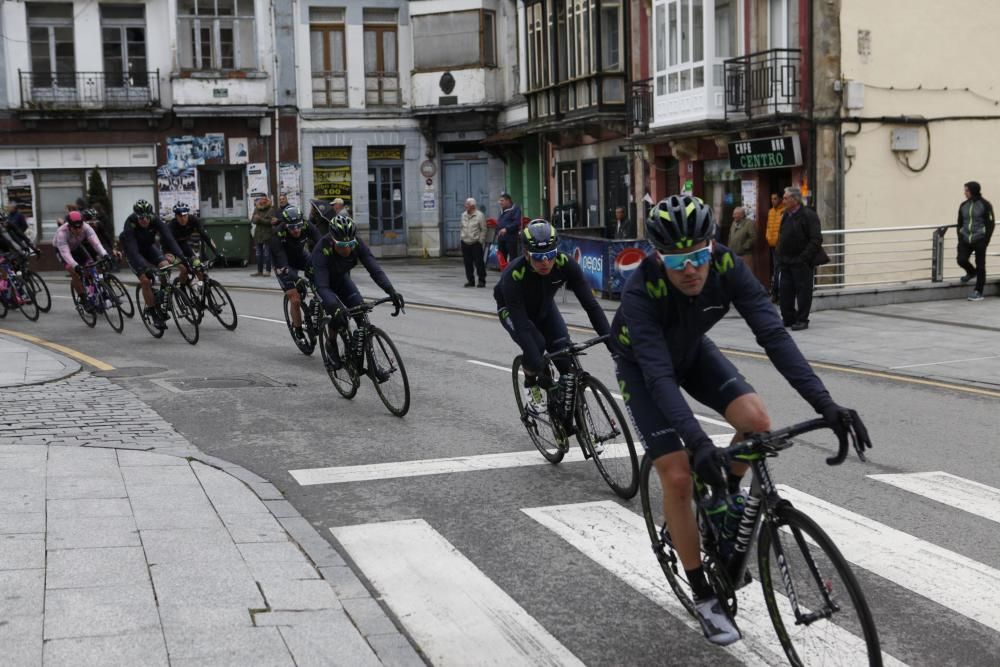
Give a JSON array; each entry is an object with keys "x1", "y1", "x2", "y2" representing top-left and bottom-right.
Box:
[{"x1": 0, "y1": 328, "x2": 115, "y2": 371}]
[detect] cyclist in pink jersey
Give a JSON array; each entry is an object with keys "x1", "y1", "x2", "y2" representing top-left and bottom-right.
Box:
[{"x1": 55, "y1": 210, "x2": 108, "y2": 306}]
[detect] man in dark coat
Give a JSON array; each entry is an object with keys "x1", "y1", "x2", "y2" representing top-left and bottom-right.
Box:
[{"x1": 776, "y1": 186, "x2": 823, "y2": 330}]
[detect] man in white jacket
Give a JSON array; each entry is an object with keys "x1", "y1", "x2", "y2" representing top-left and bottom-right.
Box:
[{"x1": 460, "y1": 198, "x2": 488, "y2": 287}]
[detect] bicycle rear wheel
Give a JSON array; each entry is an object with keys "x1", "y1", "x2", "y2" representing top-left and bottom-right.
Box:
[
  {"x1": 639, "y1": 456, "x2": 699, "y2": 618},
  {"x1": 26, "y1": 271, "x2": 51, "y2": 313},
  {"x1": 367, "y1": 327, "x2": 410, "y2": 417},
  {"x1": 206, "y1": 279, "x2": 238, "y2": 330},
  {"x1": 99, "y1": 280, "x2": 124, "y2": 333},
  {"x1": 511, "y1": 355, "x2": 567, "y2": 464},
  {"x1": 319, "y1": 321, "x2": 359, "y2": 398},
  {"x1": 168, "y1": 288, "x2": 199, "y2": 345},
  {"x1": 105, "y1": 274, "x2": 134, "y2": 318},
  {"x1": 757, "y1": 506, "x2": 882, "y2": 666},
  {"x1": 71, "y1": 286, "x2": 96, "y2": 327},
  {"x1": 283, "y1": 293, "x2": 315, "y2": 355},
  {"x1": 15, "y1": 278, "x2": 39, "y2": 321},
  {"x1": 576, "y1": 375, "x2": 639, "y2": 498}
]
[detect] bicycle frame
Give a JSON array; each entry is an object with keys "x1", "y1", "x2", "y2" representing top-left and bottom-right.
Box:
[{"x1": 0, "y1": 255, "x2": 32, "y2": 306}]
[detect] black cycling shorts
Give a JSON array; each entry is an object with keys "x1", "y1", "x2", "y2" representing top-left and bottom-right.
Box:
[{"x1": 615, "y1": 337, "x2": 754, "y2": 460}]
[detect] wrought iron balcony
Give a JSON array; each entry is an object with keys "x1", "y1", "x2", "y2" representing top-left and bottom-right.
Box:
[
  {"x1": 19, "y1": 70, "x2": 161, "y2": 110},
  {"x1": 723, "y1": 49, "x2": 801, "y2": 119},
  {"x1": 628, "y1": 78, "x2": 652, "y2": 134}
]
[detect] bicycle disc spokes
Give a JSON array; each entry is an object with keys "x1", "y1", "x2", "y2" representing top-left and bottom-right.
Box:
[
  {"x1": 367, "y1": 327, "x2": 410, "y2": 417},
  {"x1": 576, "y1": 375, "x2": 639, "y2": 499},
  {"x1": 758, "y1": 507, "x2": 882, "y2": 666}
]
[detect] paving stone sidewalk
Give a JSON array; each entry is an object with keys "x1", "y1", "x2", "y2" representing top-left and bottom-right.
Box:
[
  {"x1": 0, "y1": 368, "x2": 423, "y2": 666},
  {"x1": 0, "y1": 334, "x2": 80, "y2": 388}
]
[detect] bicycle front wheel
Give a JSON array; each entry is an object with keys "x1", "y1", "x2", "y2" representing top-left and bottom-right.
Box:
[
  {"x1": 105, "y1": 274, "x2": 134, "y2": 318},
  {"x1": 99, "y1": 280, "x2": 125, "y2": 333},
  {"x1": 26, "y1": 271, "x2": 51, "y2": 313},
  {"x1": 576, "y1": 375, "x2": 639, "y2": 498},
  {"x1": 511, "y1": 356, "x2": 566, "y2": 464},
  {"x1": 16, "y1": 278, "x2": 39, "y2": 321},
  {"x1": 168, "y1": 288, "x2": 200, "y2": 345},
  {"x1": 319, "y1": 322, "x2": 359, "y2": 398},
  {"x1": 283, "y1": 293, "x2": 315, "y2": 356},
  {"x1": 757, "y1": 506, "x2": 882, "y2": 666},
  {"x1": 366, "y1": 327, "x2": 410, "y2": 417},
  {"x1": 206, "y1": 279, "x2": 238, "y2": 330}
]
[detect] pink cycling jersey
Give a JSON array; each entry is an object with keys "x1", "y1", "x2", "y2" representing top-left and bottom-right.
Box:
[{"x1": 54, "y1": 223, "x2": 107, "y2": 268}]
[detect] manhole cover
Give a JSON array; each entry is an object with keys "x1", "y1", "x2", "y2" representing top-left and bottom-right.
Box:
[
  {"x1": 93, "y1": 367, "x2": 168, "y2": 378},
  {"x1": 152, "y1": 374, "x2": 290, "y2": 393}
]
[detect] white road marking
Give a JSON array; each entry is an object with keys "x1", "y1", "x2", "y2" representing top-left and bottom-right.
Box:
[
  {"x1": 869, "y1": 471, "x2": 1000, "y2": 525},
  {"x1": 52, "y1": 295, "x2": 73, "y2": 299},
  {"x1": 332, "y1": 518, "x2": 584, "y2": 667},
  {"x1": 290, "y1": 435, "x2": 731, "y2": 486},
  {"x1": 889, "y1": 354, "x2": 1000, "y2": 369},
  {"x1": 779, "y1": 485, "x2": 1000, "y2": 633},
  {"x1": 466, "y1": 358, "x2": 734, "y2": 429},
  {"x1": 241, "y1": 314, "x2": 287, "y2": 325},
  {"x1": 523, "y1": 501, "x2": 903, "y2": 667}
]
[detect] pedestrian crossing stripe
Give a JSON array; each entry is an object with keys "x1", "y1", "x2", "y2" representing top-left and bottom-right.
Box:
[
  {"x1": 331, "y1": 518, "x2": 584, "y2": 667},
  {"x1": 868, "y1": 471, "x2": 1000, "y2": 525}
]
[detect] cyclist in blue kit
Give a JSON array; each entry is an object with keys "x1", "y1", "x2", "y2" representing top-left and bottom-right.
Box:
[{"x1": 610, "y1": 194, "x2": 871, "y2": 646}]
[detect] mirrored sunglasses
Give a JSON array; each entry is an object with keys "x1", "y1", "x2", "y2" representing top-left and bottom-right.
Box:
[
  {"x1": 529, "y1": 249, "x2": 559, "y2": 262},
  {"x1": 660, "y1": 244, "x2": 713, "y2": 271},
  {"x1": 335, "y1": 239, "x2": 358, "y2": 248}
]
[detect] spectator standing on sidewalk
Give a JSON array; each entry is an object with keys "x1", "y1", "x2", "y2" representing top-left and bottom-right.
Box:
[
  {"x1": 727, "y1": 206, "x2": 757, "y2": 272},
  {"x1": 943, "y1": 181, "x2": 995, "y2": 301},
  {"x1": 765, "y1": 192, "x2": 784, "y2": 297},
  {"x1": 6, "y1": 202, "x2": 28, "y2": 235},
  {"x1": 609, "y1": 206, "x2": 636, "y2": 239},
  {"x1": 496, "y1": 193, "x2": 522, "y2": 267},
  {"x1": 460, "y1": 198, "x2": 488, "y2": 287},
  {"x1": 776, "y1": 187, "x2": 823, "y2": 331},
  {"x1": 250, "y1": 196, "x2": 274, "y2": 277}
]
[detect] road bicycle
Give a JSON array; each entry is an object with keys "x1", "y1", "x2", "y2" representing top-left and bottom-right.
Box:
[
  {"x1": 639, "y1": 418, "x2": 881, "y2": 665},
  {"x1": 283, "y1": 275, "x2": 323, "y2": 356},
  {"x1": 318, "y1": 296, "x2": 410, "y2": 417},
  {"x1": 0, "y1": 252, "x2": 39, "y2": 321},
  {"x1": 511, "y1": 335, "x2": 639, "y2": 499},
  {"x1": 12, "y1": 250, "x2": 51, "y2": 314},
  {"x1": 134, "y1": 261, "x2": 200, "y2": 345},
  {"x1": 71, "y1": 257, "x2": 126, "y2": 333},
  {"x1": 175, "y1": 258, "x2": 238, "y2": 331}
]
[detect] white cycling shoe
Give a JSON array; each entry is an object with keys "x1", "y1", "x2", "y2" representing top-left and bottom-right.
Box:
[{"x1": 694, "y1": 596, "x2": 742, "y2": 646}]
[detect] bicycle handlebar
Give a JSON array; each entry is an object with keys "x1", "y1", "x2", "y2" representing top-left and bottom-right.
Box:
[
  {"x1": 722, "y1": 416, "x2": 860, "y2": 468},
  {"x1": 346, "y1": 295, "x2": 394, "y2": 315},
  {"x1": 543, "y1": 334, "x2": 610, "y2": 361}
]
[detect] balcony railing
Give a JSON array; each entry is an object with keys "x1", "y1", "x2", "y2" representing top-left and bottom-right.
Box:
[
  {"x1": 312, "y1": 70, "x2": 348, "y2": 108},
  {"x1": 19, "y1": 70, "x2": 160, "y2": 110},
  {"x1": 628, "y1": 79, "x2": 652, "y2": 134},
  {"x1": 526, "y1": 73, "x2": 627, "y2": 121},
  {"x1": 365, "y1": 71, "x2": 400, "y2": 107},
  {"x1": 723, "y1": 49, "x2": 801, "y2": 119}
]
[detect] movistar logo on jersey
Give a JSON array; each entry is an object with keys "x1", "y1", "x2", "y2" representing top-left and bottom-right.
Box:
[
  {"x1": 618, "y1": 379, "x2": 630, "y2": 403},
  {"x1": 555, "y1": 253, "x2": 567, "y2": 267},
  {"x1": 322, "y1": 247, "x2": 331, "y2": 256},
  {"x1": 646, "y1": 278, "x2": 669, "y2": 299},
  {"x1": 617, "y1": 325, "x2": 631, "y2": 347},
  {"x1": 713, "y1": 251, "x2": 734, "y2": 274},
  {"x1": 512, "y1": 266, "x2": 526, "y2": 281}
]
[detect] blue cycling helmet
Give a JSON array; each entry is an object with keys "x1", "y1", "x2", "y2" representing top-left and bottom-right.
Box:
[{"x1": 522, "y1": 219, "x2": 558, "y2": 253}]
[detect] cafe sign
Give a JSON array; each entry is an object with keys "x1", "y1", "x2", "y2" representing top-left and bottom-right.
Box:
[{"x1": 728, "y1": 135, "x2": 802, "y2": 171}]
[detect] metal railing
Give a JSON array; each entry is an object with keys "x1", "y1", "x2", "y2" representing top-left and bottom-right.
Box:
[
  {"x1": 814, "y1": 224, "x2": 999, "y2": 290},
  {"x1": 312, "y1": 70, "x2": 348, "y2": 107},
  {"x1": 364, "y1": 72, "x2": 401, "y2": 106},
  {"x1": 19, "y1": 70, "x2": 160, "y2": 110},
  {"x1": 723, "y1": 49, "x2": 801, "y2": 119},
  {"x1": 628, "y1": 78, "x2": 652, "y2": 134}
]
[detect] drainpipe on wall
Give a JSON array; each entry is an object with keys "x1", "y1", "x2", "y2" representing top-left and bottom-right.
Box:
[{"x1": 270, "y1": 0, "x2": 281, "y2": 198}]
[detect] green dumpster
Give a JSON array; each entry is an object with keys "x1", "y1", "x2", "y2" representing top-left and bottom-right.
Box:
[{"x1": 201, "y1": 218, "x2": 251, "y2": 267}]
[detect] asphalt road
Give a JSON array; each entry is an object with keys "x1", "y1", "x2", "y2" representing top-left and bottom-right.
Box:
[{"x1": 5, "y1": 274, "x2": 999, "y2": 666}]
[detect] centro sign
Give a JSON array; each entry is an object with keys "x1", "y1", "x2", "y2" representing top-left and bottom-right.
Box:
[{"x1": 728, "y1": 135, "x2": 802, "y2": 171}]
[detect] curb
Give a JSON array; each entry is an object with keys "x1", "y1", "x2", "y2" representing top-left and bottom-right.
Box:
[{"x1": 0, "y1": 332, "x2": 82, "y2": 388}]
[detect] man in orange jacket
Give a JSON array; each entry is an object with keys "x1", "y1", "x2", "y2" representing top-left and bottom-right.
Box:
[{"x1": 765, "y1": 192, "x2": 784, "y2": 300}]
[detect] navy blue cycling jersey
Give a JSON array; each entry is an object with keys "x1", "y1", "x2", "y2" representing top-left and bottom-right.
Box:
[
  {"x1": 119, "y1": 214, "x2": 183, "y2": 271},
  {"x1": 494, "y1": 253, "x2": 610, "y2": 337},
  {"x1": 310, "y1": 236, "x2": 394, "y2": 308},
  {"x1": 269, "y1": 222, "x2": 320, "y2": 271},
  {"x1": 610, "y1": 246, "x2": 832, "y2": 450},
  {"x1": 168, "y1": 215, "x2": 217, "y2": 259}
]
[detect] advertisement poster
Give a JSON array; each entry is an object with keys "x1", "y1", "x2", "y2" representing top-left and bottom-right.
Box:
[
  {"x1": 156, "y1": 166, "x2": 199, "y2": 220},
  {"x1": 555, "y1": 236, "x2": 654, "y2": 297},
  {"x1": 278, "y1": 162, "x2": 302, "y2": 208},
  {"x1": 4, "y1": 170, "x2": 36, "y2": 225},
  {"x1": 313, "y1": 165, "x2": 352, "y2": 205},
  {"x1": 165, "y1": 134, "x2": 225, "y2": 172},
  {"x1": 741, "y1": 179, "x2": 757, "y2": 221},
  {"x1": 246, "y1": 163, "x2": 269, "y2": 205},
  {"x1": 228, "y1": 137, "x2": 249, "y2": 165}
]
